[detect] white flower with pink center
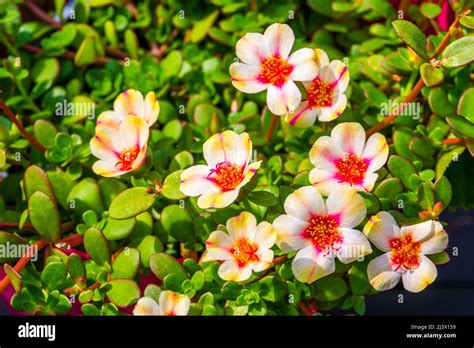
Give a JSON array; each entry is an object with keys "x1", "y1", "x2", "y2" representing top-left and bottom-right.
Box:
[
  {"x1": 364, "y1": 212, "x2": 448, "y2": 293},
  {"x1": 133, "y1": 291, "x2": 190, "y2": 316},
  {"x1": 203, "y1": 212, "x2": 276, "y2": 282},
  {"x1": 286, "y1": 49, "x2": 349, "y2": 127},
  {"x1": 229, "y1": 23, "x2": 318, "y2": 116},
  {"x1": 273, "y1": 186, "x2": 372, "y2": 284},
  {"x1": 180, "y1": 130, "x2": 261, "y2": 209},
  {"x1": 309, "y1": 122, "x2": 389, "y2": 196}
]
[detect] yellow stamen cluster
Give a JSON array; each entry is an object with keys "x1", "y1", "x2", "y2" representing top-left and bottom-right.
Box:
[
  {"x1": 305, "y1": 215, "x2": 341, "y2": 252},
  {"x1": 390, "y1": 234, "x2": 421, "y2": 270},
  {"x1": 232, "y1": 238, "x2": 259, "y2": 267},
  {"x1": 116, "y1": 147, "x2": 139, "y2": 171},
  {"x1": 336, "y1": 153, "x2": 368, "y2": 186},
  {"x1": 209, "y1": 162, "x2": 244, "y2": 191},
  {"x1": 307, "y1": 79, "x2": 334, "y2": 107},
  {"x1": 258, "y1": 55, "x2": 293, "y2": 87}
]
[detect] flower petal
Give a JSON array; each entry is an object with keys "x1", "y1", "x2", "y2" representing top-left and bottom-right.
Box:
[
  {"x1": 363, "y1": 211, "x2": 400, "y2": 252},
  {"x1": 361, "y1": 172, "x2": 378, "y2": 192},
  {"x1": 92, "y1": 160, "x2": 127, "y2": 177},
  {"x1": 229, "y1": 132, "x2": 252, "y2": 167},
  {"x1": 320, "y1": 60, "x2": 349, "y2": 94},
  {"x1": 93, "y1": 126, "x2": 124, "y2": 155},
  {"x1": 314, "y1": 48, "x2": 329, "y2": 70},
  {"x1": 263, "y1": 23, "x2": 294, "y2": 59},
  {"x1": 90, "y1": 135, "x2": 119, "y2": 162},
  {"x1": 237, "y1": 161, "x2": 261, "y2": 189},
  {"x1": 218, "y1": 260, "x2": 253, "y2": 282},
  {"x1": 291, "y1": 245, "x2": 335, "y2": 283},
  {"x1": 143, "y1": 92, "x2": 160, "y2": 127},
  {"x1": 420, "y1": 223, "x2": 448, "y2": 255},
  {"x1": 235, "y1": 32, "x2": 269, "y2": 65},
  {"x1": 230, "y1": 62, "x2": 267, "y2": 94},
  {"x1": 252, "y1": 249, "x2": 274, "y2": 272},
  {"x1": 362, "y1": 133, "x2": 389, "y2": 172},
  {"x1": 400, "y1": 220, "x2": 438, "y2": 243},
  {"x1": 288, "y1": 48, "x2": 318, "y2": 81},
  {"x1": 197, "y1": 189, "x2": 239, "y2": 209},
  {"x1": 266, "y1": 81, "x2": 301, "y2": 115},
  {"x1": 114, "y1": 89, "x2": 145, "y2": 119},
  {"x1": 272, "y1": 214, "x2": 309, "y2": 252},
  {"x1": 326, "y1": 186, "x2": 366, "y2": 228},
  {"x1": 254, "y1": 221, "x2": 276, "y2": 250},
  {"x1": 205, "y1": 230, "x2": 234, "y2": 261},
  {"x1": 96, "y1": 110, "x2": 122, "y2": 130},
  {"x1": 119, "y1": 115, "x2": 149, "y2": 150},
  {"x1": 284, "y1": 186, "x2": 326, "y2": 222},
  {"x1": 367, "y1": 253, "x2": 402, "y2": 291},
  {"x1": 203, "y1": 130, "x2": 239, "y2": 168},
  {"x1": 309, "y1": 168, "x2": 339, "y2": 196},
  {"x1": 309, "y1": 135, "x2": 343, "y2": 171},
  {"x1": 337, "y1": 228, "x2": 373, "y2": 264},
  {"x1": 318, "y1": 94, "x2": 347, "y2": 122},
  {"x1": 285, "y1": 101, "x2": 318, "y2": 127},
  {"x1": 180, "y1": 165, "x2": 219, "y2": 197},
  {"x1": 159, "y1": 291, "x2": 190, "y2": 316},
  {"x1": 401, "y1": 255, "x2": 437, "y2": 293},
  {"x1": 330, "y1": 122, "x2": 366, "y2": 157},
  {"x1": 226, "y1": 211, "x2": 257, "y2": 241},
  {"x1": 133, "y1": 297, "x2": 162, "y2": 316}
]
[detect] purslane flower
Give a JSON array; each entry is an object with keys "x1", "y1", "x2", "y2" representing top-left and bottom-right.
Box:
[
  {"x1": 180, "y1": 130, "x2": 261, "y2": 209},
  {"x1": 309, "y1": 122, "x2": 388, "y2": 196},
  {"x1": 273, "y1": 186, "x2": 372, "y2": 283},
  {"x1": 96, "y1": 89, "x2": 160, "y2": 130},
  {"x1": 364, "y1": 212, "x2": 448, "y2": 293},
  {"x1": 204, "y1": 212, "x2": 276, "y2": 282},
  {"x1": 133, "y1": 291, "x2": 190, "y2": 316},
  {"x1": 285, "y1": 49, "x2": 349, "y2": 127},
  {"x1": 90, "y1": 115, "x2": 149, "y2": 177},
  {"x1": 229, "y1": 23, "x2": 318, "y2": 116}
]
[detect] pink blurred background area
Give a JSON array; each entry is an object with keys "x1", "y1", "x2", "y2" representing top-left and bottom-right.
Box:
[{"x1": 390, "y1": 0, "x2": 454, "y2": 30}]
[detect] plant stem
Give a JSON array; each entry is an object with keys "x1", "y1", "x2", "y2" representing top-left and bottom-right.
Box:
[
  {"x1": 366, "y1": 10, "x2": 469, "y2": 137},
  {"x1": 442, "y1": 137, "x2": 464, "y2": 145},
  {"x1": 273, "y1": 255, "x2": 287, "y2": 264},
  {"x1": 0, "y1": 239, "x2": 48, "y2": 294},
  {"x1": 265, "y1": 114, "x2": 279, "y2": 142},
  {"x1": 0, "y1": 223, "x2": 34, "y2": 229},
  {"x1": 0, "y1": 99, "x2": 46, "y2": 153}
]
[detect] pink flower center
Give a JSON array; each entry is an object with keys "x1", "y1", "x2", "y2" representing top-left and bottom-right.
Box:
[
  {"x1": 258, "y1": 54, "x2": 293, "y2": 87},
  {"x1": 390, "y1": 234, "x2": 421, "y2": 271},
  {"x1": 208, "y1": 162, "x2": 244, "y2": 191},
  {"x1": 116, "y1": 147, "x2": 139, "y2": 171},
  {"x1": 307, "y1": 79, "x2": 334, "y2": 107},
  {"x1": 232, "y1": 238, "x2": 259, "y2": 267},
  {"x1": 304, "y1": 215, "x2": 342, "y2": 253},
  {"x1": 336, "y1": 153, "x2": 368, "y2": 186}
]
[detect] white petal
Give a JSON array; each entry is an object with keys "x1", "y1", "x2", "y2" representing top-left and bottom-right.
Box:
[
  {"x1": 266, "y1": 81, "x2": 301, "y2": 115},
  {"x1": 402, "y1": 255, "x2": 437, "y2": 293},
  {"x1": 92, "y1": 160, "x2": 128, "y2": 177},
  {"x1": 205, "y1": 230, "x2": 234, "y2": 261},
  {"x1": 320, "y1": 60, "x2": 349, "y2": 94},
  {"x1": 226, "y1": 211, "x2": 257, "y2": 241},
  {"x1": 400, "y1": 220, "x2": 438, "y2": 243},
  {"x1": 263, "y1": 23, "x2": 294, "y2": 59},
  {"x1": 218, "y1": 260, "x2": 253, "y2": 282},
  {"x1": 284, "y1": 186, "x2": 326, "y2": 221},
  {"x1": 291, "y1": 245, "x2": 335, "y2": 283},
  {"x1": 254, "y1": 221, "x2": 276, "y2": 250},
  {"x1": 288, "y1": 48, "x2": 318, "y2": 81},
  {"x1": 113, "y1": 89, "x2": 145, "y2": 119},
  {"x1": 253, "y1": 249, "x2": 274, "y2": 272},
  {"x1": 197, "y1": 190, "x2": 239, "y2": 209},
  {"x1": 96, "y1": 110, "x2": 122, "y2": 130},
  {"x1": 133, "y1": 297, "x2": 162, "y2": 316},
  {"x1": 272, "y1": 215, "x2": 309, "y2": 252},
  {"x1": 143, "y1": 92, "x2": 160, "y2": 127},
  {"x1": 420, "y1": 223, "x2": 448, "y2": 255},
  {"x1": 159, "y1": 291, "x2": 190, "y2": 316},
  {"x1": 318, "y1": 94, "x2": 347, "y2": 122},
  {"x1": 229, "y1": 132, "x2": 252, "y2": 167},
  {"x1": 203, "y1": 130, "x2": 239, "y2": 167},
  {"x1": 363, "y1": 211, "x2": 400, "y2": 252},
  {"x1": 180, "y1": 165, "x2": 219, "y2": 197},
  {"x1": 337, "y1": 228, "x2": 373, "y2": 263},
  {"x1": 330, "y1": 122, "x2": 366, "y2": 157},
  {"x1": 361, "y1": 172, "x2": 378, "y2": 192},
  {"x1": 285, "y1": 101, "x2": 318, "y2": 127},
  {"x1": 309, "y1": 168, "x2": 339, "y2": 196},
  {"x1": 309, "y1": 135, "x2": 343, "y2": 171},
  {"x1": 235, "y1": 32, "x2": 269, "y2": 65},
  {"x1": 314, "y1": 48, "x2": 329, "y2": 70},
  {"x1": 367, "y1": 253, "x2": 402, "y2": 291},
  {"x1": 326, "y1": 186, "x2": 366, "y2": 228},
  {"x1": 362, "y1": 133, "x2": 389, "y2": 172},
  {"x1": 230, "y1": 62, "x2": 267, "y2": 94},
  {"x1": 118, "y1": 115, "x2": 149, "y2": 150}
]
